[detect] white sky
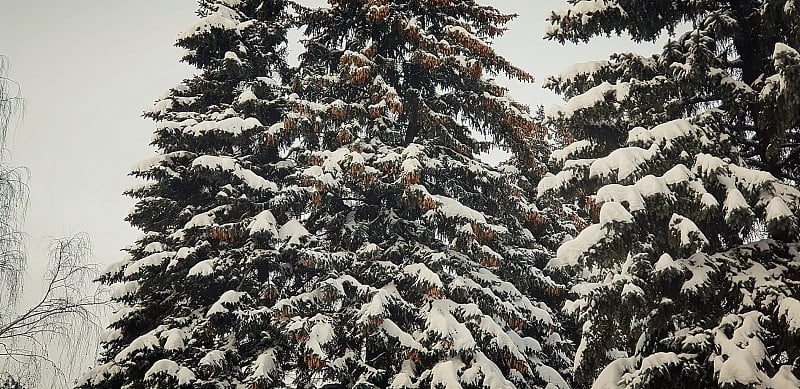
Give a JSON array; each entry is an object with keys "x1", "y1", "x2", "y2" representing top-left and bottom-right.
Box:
[{"x1": 0, "y1": 0, "x2": 659, "y2": 376}]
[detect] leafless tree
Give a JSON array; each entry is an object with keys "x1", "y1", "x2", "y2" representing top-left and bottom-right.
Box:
[
  {"x1": 0, "y1": 55, "x2": 27, "y2": 314},
  {"x1": 0, "y1": 234, "x2": 107, "y2": 388},
  {"x1": 0, "y1": 57, "x2": 108, "y2": 388}
]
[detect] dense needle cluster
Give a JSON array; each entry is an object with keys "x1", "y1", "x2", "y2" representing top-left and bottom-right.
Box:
[{"x1": 543, "y1": 0, "x2": 800, "y2": 387}]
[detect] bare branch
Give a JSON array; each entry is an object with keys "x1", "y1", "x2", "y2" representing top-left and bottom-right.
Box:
[
  {"x1": 0, "y1": 56, "x2": 28, "y2": 311},
  {"x1": 0, "y1": 233, "x2": 110, "y2": 388}
]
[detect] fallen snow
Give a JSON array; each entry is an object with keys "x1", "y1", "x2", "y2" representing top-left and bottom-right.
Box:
[
  {"x1": 461, "y1": 351, "x2": 516, "y2": 389},
  {"x1": 592, "y1": 356, "x2": 636, "y2": 389},
  {"x1": 566, "y1": 0, "x2": 624, "y2": 15},
  {"x1": 431, "y1": 194, "x2": 487, "y2": 224},
  {"x1": 124, "y1": 252, "x2": 175, "y2": 277},
  {"x1": 161, "y1": 328, "x2": 186, "y2": 351},
  {"x1": 237, "y1": 89, "x2": 257, "y2": 104},
  {"x1": 777, "y1": 297, "x2": 800, "y2": 334},
  {"x1": 653, "y1": 253, "x2": 681, "y2": 274},
  {"x1": 680, "y1": 254, "x2": 715, "y2": 295},
  {"x1": 187, "y1": 116, "x2": 262, "y2": 136},
  {"x1": 111, "y1": 281, "x2": 139, "y2": 299},
  {"x1": 550, "y1": 81, "x2": 630, "y2": 119},
  {"x1": 714, "y1": 313, "x2": 770, "y2": 387},
  {"x1": 131, "y1": 151, "x2": 193, "y2": 174},
  {"x1": 176, "y1": 367, "x2": 196, "y2": 385},
  {"x1": 549, "y1": 224, "x2": 604, "y2": 270},
  {"x1": 207, "y1": 290, "x2": 245, "y2": 316},
  {"x1": 551, "y1": 140, "x2": 592, "y2": 164},
  {"x1": 430, "y1": 359, "x2": 465, "y2": 389},
  {"x1": 177, "y1": 7, "x2": 239, "y2": 41},
  {"x1": 114, "y1": 333, "x2": 159, "y2": 363},
  {"x1": 774, "y1": 42, "x2": 800, "y2": 63},
  {"x1": 278, "y1": 219, "x2": 310, "y2": 246},
  {"x1": 381, "y1": 318, "x2": 424, "y2": 351},
  {"x1": 589, "y1": 144, "x2": 658, "y2": 181},
  {"x1": 554, "y1": 60, "x2": 610, "y2": 82},
  {"x1": 76, "y1": 363, "x2": 123, "y2": 386},
  {"x1": 669, "y1": 214, "x2": 709, "y2": 249},
  {"x1": 599, "y1": 201, "x2": 634, "y2": 227},
  {"x1": 248, "y1": 210, "x2": 278, "y2": 236},
  {"x1": 305, "y1": 315, "x2": 335, "y2": 358},
  {"x1": 183, "y1": 205, "x2": 230, "y2": 229},
  {"x1": 424, "y1": 300, "x2": 476, "y2": 352},
  {"x1": 766, "y1": 197, "x2": 793, "y2": 222},
  {"x1": 251, "y1": 349, "x2": 279, "y2": 378},
  {"x1": 633, "y1": 175, "x2": 673, "y2": 199},
  {"x1": 596, "y1": 184, "x2": 646, "y2": 212},
  {"x1": 627, "y1": 119, "x2": 697, "y2": 147},
  {"x1": 404, "y1": 263, "x2": 444, "y2": 289},
  {"x1": 537, "y1": 365, "x2": 570, "y2": 389},
  {"x1": 192, "y1": 155, "x2": 277, "y2": 191},
  {"x1": 144, "y1": 359, "x2": 181, "y2": 380},
  {"x1": 723, "y1": 188, "x2": 751, "y2": 221},
  {"x1": 199, "y1": 350, "x2": 226, "y2": 367},
  {"x1": 621, "y1": 283, "x2": 645, "y2": 299},
  {"x1": 768, "y1": 365, "x2": 800, "y2": 388},
  {"x1": 188, "y1": 259, "x2": 214, "y2": 277}
]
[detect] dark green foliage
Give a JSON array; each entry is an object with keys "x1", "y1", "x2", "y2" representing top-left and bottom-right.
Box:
[
  {"x1": 80, "y1": 1, "x2": 569, "y2": 388},
  {"x1": 78, "y1": 1, "x2": 292, "y2": 387},
  {"x1": 546, "y1": 0, "x2": 800, "y2": 183},
  {"x1": 542, "y1": 1, "x2": 800, "y2": 387}
]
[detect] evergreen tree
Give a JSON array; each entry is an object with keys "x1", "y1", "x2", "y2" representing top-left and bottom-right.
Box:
[
  {"x1": 541, "y1": 1, "x2": 800, "y2": 387},
  {"x1": 231, "y1": 0, "x2": 569, "y2": 387},
  {"x1": 78, "y1": 0, "x2": 292, "y2": 386},
  {"x1": 80, "y1": 0, "x2": 571, "y2": 388}
]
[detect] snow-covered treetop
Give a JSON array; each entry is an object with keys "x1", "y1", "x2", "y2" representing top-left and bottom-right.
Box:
[{"x1": 289, "y1": 0, "x2": 549, "y2": 173}]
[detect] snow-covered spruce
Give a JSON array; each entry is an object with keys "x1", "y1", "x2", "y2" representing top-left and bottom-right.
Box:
[
  {"x1": 229, "y1": 0, "x2": 569, "y2": 386},
  {"x1": 541, "y1": 3, "x2": 800, "y2": 385},
  {"x1": 79, "y1": 0, "x2": 568, "y2": 388},
  {"x1": 542, "y1": 2, "x2": 800, "y2": 387},
  {"x1": 541, "y1": 118, "x2": 800, "y2": 387},
  {"x1": 77, "y1": 0, "x2": 293, "y2": 387}
]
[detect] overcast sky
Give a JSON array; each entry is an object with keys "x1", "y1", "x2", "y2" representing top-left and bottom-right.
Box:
[{"x1": 0, "y1": 0, "x2": 659, "y2": 317}]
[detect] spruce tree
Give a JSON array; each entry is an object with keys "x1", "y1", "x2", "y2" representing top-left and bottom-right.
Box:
[
  {"x1": 542, "y1": 1, "x2": 800, "y2": 388},
  {"x1": 238, "y1": 0, "x2": 570, "y2": 387},
  {"x1": 78, "y1": 0, "x2": 292, "y2": 386},
  {"x1": 80, "y1": 0, "x2": 571, "y2": 388}
]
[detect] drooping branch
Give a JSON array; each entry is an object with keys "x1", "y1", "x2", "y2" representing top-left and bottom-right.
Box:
[
  {"x1": 0, "y1": 57, "x2": 28, "y2": 311},
  {"x1": 0, "y1": 234, "x2": 109, "y2": 389}
]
